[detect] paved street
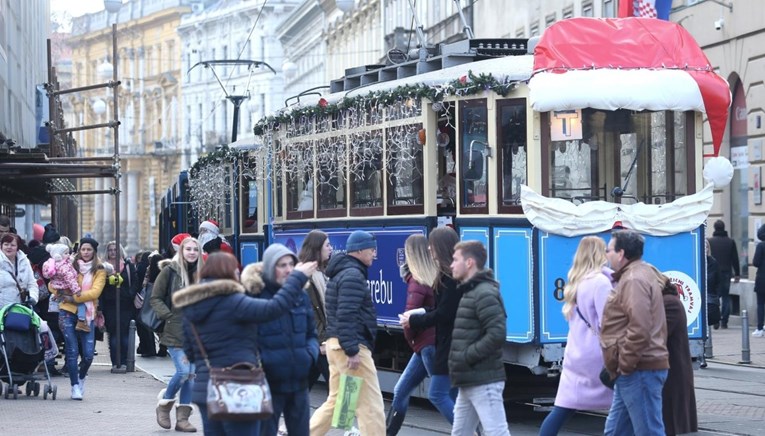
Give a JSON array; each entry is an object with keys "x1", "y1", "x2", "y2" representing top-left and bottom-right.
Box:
[{"x1": 1, "y1": 315, "x2": 764, "y2": 435}]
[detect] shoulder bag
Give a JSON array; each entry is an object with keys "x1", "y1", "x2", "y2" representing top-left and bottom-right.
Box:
[
  {"x1": 189, "y1": 323, "x2": 273, "y2": 421},
  {"x1": 576, "y1": 305, "x2": 617, "y2": 389},
  {"x1": 139, "y1": 269, "x2": 173, "y2": 332}
]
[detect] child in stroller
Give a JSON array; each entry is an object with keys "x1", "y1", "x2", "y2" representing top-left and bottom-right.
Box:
[
  {"x1": 0, "y1": 303, "x2": 57, "y2": 399},
  {"x1": 42, "y1": 243, "x2": 92, "y2": 333}
]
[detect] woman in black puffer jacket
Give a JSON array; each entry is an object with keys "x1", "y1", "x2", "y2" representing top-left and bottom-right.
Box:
[{"x1": 173, "y1": 252, "x2": 317, "y2": 435}]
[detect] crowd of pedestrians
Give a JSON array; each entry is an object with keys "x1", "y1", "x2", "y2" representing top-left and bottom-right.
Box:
[{"x1": 2, "y1": 212, "x2": 728, "y2": 435}]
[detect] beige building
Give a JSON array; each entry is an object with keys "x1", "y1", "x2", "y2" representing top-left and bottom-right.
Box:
[{"x1": 66, "y1": 0, "x2": 190, "y2": 253}]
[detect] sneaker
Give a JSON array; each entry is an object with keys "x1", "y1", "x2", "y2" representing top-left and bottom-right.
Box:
[
  {"x1": 79, "y1": 376, "x2": 86, "y2": 394},
  {"x1": 71, "y1": 384, "x2": 83, "y2": 400},
  {"x1": 752, "y1": 329, "x2": 764, "y2": 337},
  {"x1": 75, "y1": 320, "x2": 91, "y2": 333}
]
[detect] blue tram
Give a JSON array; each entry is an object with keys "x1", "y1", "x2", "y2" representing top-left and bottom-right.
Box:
[{"x1": 174, "y1": 18, "x2": 732, "y2": 396}]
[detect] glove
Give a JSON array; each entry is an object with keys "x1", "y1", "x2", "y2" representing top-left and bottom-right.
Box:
[{"x1": 108, "y1": 274, "x2": 124, "y2": 287}]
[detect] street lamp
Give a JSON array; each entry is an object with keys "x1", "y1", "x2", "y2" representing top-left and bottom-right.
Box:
[
  {"x1": 282, "y1": 61, "x2": 298, "y2": 81},
  {"x1": 336, "y1": 0, "x2": 355, "y2": 13},
  {"x1": 104, "y1": 0, "x2": 123, "y2": 14},
  {"x1": 97, "y1": 59, "x2": 114, "y2": 80},
  {"x1": 92, "y1": 99, "x2": 107, "y2": 115}
]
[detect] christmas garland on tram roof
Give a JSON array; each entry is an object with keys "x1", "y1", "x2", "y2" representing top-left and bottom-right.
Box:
[
  {"x1": 252, "y1": 71, "x2": 519, "y2": 136},
  {"x1": 189, "y1": 144, "x2": 241, "y2": 178}
]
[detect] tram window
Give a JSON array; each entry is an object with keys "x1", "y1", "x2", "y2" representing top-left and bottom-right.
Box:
[
  {"x1": 459, "y1": 99, "x2": 489, "y2": 213},
  {"x1": 387, "y1": 123, "x2": 424, "y2": 214},
  {"x1": 350, "y1": 130, "x2": 384, "y2": 215},
  {"x1": 545, "y1": 109, "x2": 693, "y2": 204},
  {"x1": 497, "y1": 99, "x2": 527, "y2": 212},
  {"x1": 317, "y1": 137, "x2": 347, "y2": 217},
  {"x1": 286, "y1": 142, "x2": 315, "y2": 219},
  {"x1": 241, "y1": 177, "x2": 258, "y2": 233}
]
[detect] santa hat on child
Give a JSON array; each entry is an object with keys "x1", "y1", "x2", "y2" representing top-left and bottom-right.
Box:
[
  {"x1": 171, "y1": 233, "x2": 192, "y2": 251},
  {"x1": 199, "y1": 219, "x2": 220, "y2": 236}
]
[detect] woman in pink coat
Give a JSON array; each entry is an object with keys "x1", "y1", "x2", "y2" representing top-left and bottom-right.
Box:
[{"x1": 540, "y1": 236, "x2": 614, "y2": 435}]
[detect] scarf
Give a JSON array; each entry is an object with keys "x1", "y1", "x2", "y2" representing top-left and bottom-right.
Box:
[{"x1": 77, "y1": 259, "x2": 96, "y2": 323}]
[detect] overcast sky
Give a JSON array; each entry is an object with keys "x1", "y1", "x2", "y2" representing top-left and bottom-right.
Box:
[{"x1": 50, "y1": 0, "x2": 115, "y2": 32}]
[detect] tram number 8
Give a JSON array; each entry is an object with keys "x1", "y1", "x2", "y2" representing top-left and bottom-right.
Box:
[{"x1": 553, "y1": 277, "x2": 565, "y2": 301}]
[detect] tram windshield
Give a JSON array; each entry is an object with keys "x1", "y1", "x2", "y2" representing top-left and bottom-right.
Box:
[{"x1": 547, "y1": 109, "x2": 692, "y2": 205}]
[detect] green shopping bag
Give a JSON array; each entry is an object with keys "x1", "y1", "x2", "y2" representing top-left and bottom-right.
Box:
[{"x1": 331, "y1": 373, "x2": 363, "y2": 430}]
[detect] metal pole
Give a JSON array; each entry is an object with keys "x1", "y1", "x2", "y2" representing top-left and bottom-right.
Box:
[
  {"x1": 740, "y1": 309, "x2": 752, "y2": 364},
  {"x1": 229, "y1": 95, "x2": 246, "y2": 143},
  {"x1": 704, "y1": 328, "x2": 714, "y2": 359},
  {"x1": 126, "y1": 320, "x2": 136, "y2": 372},
  {"x1": 111, "y1": 22, "x2": 126, "y2": 375}
]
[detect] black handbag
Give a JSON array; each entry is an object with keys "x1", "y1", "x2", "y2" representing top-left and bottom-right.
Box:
[
  {"x1": 138, "y1": 282, "x2": 164, "y2": 332},
  {"x1": 189, "y1": 324, "x2": 273, "y2": 421}
]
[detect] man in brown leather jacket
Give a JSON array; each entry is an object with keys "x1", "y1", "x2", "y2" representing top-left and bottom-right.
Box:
[{"x1": 601, "y1": 230, "x2": 669, "y2": 436}]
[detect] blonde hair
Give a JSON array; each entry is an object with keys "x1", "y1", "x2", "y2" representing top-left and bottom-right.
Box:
[
  {"x1": 173, "y1": 237, "x2": 203, "y2": 287},
  {"x1": 405, "y1": 234, "x2": 439, "y2": 288},
  {"x1": 105, "y1": 241, "x2": 127, "y2": 260},
  {"x1": 562, "y1": 236, "x2": 607, "y2": 320}
]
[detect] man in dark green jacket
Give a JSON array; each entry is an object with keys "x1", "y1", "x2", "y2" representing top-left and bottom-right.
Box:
[{"x1": 448, "y1": 240, "x2": 510, "y2": 436}]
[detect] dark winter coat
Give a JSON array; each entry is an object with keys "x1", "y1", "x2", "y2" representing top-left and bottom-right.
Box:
[
  {"x1": 242, "y1": 263, "x2": 319, "y2": 394},
  {"x1": 409, "y1": 274, "x2": 461, "y2": 375},
  {"x1": 402, "y1": 272, "x2": 436, "y2": 353},
  {"x1": 100, "y1": 260, "x2": 139, "y2": 333},
  {"x1": 661, "y1": 293, "x2": 698, "y2": 435},
  {"x1": 709, "y1": 230, "x2": 740, "y2": 277},
  {"x1": 149, "y1": 260, "x2": 187, "y2": 347},
  {"x1": 752, "y1": 225, "x2": 765, "y2": 295},
  {"x1": 324, "y1": 254, "x2": 377, "y2": 356},
  {"x1": 448, "y1": 269, "x2": 507, "y2": 387},
  {"x1": 706, "y1": 255, "x2": 720, "y2": 300},
  {"x1": 174, "y1": 272, "x2": 309, "y2": 405}
]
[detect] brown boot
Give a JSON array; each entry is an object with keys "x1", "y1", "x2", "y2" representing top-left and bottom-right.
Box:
[
  {"x1": 156, "y1": 389, "x2": 176, "y2": 429},
  {"x1": 75, "y1": 320, "x2": 90, "y2": 333},
  {"x1": 175, "y1": 405, "x2": 197, "y2": 432}
]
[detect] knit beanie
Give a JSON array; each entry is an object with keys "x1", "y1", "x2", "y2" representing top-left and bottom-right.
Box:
[
  {"x1": 42, "y1": 223, "x2": 61, "y2": 244},
  {"x1": 79, "y1": 237, "x2": 99, "y2": 251},
  {"x1": 262, "y1": 243, "x2": 297, "y2": 284},
  {"x1": 46, "y1": 243, "x2": 70, "y2": 261},
  {"x1": 346, "y1": 230, "x2": 376, "y2": 252}
]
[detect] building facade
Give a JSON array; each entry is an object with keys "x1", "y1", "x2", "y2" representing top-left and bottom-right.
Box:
[
  {"x1": 66, "y1": 0, "x2": 190, "y2": 253},
  {"x1": 0, "y1": 0, "x2": 49, "y2": 150},
  {"x1": 178, "y1": 0, "x2": 298, "y2": 154}
]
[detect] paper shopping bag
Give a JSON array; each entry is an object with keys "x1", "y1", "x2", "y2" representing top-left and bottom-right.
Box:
[{"x1": 331, "y1": 373, "x2": 363, "y2": 430}]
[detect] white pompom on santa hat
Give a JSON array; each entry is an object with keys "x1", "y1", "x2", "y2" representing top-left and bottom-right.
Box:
[{"x1": 199, "y1": 219, "x2": 220, "y2": 236}]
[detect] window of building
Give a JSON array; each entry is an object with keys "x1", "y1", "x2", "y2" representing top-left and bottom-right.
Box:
[
  {"x1": 563, "y1": 6, "x2": 574, "y2": 19},
  {"x1": 516, "y1": 27, "x2": 525, "y2": 38},
  {"x1": 582, "y1": 1, "x2": 594, "y2": 17},
  {"x1": 530, "y1": 21, "x2": 540, "y2": 36},
  {"x1": 545, "y1": 13, "x2": 557, "y2": 28},
  {"x1": 603, "y1": 0, "x2": 616, "y2": 17}
]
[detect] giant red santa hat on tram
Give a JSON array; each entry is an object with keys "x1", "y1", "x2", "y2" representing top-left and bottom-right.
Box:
[{"x1": 529, "y1": 16, "x2": 731, "y2": 167}]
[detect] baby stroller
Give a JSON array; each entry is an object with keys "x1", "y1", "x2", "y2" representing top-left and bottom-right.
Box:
[{"x1": 0, "y1": 303, "x2": 57, "y2": 400}]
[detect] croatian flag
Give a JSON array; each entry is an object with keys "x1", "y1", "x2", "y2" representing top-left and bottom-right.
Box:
[{"x1": 618, "y1": 0, "x2": 672, "y2": 20}]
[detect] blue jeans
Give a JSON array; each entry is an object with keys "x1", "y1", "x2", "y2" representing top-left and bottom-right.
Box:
[
  {"x1": 262, "y1": 390, "x2": 310, "y2": 436},
  {"x1": 604, "y1": 369, "x2": 668, "y2": 436},
  {"x1": 198, "y1": 403, "x2": 261, "y2": 435},
  {"x1": 391, "y1": 345, "x2": 456, "y2": 424},
  {"x1": 165, "y1": 347, "x2": 194, "y2": 404},
  {"x1": 76, "y1": 303, "x2": 86, "y2": 321},
  {"x1": 58, "y1": 311, "x2": 95, "y2": 387},
  {"x1": 539, "y1": 406, "x2": 576, "y2": 436}
]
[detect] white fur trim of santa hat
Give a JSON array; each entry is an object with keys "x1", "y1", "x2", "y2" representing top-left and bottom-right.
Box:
[{"x1": 199, "y1": 219, "x2": 220, "y2": 235}]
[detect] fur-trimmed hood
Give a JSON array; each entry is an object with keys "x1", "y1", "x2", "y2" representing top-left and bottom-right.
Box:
[
  {"x1": 172, "y1": 279, "x2": 245, "y2": 309},
  {"x1": 240, "y1": 262, "x2": 265, "y2": 295}
]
